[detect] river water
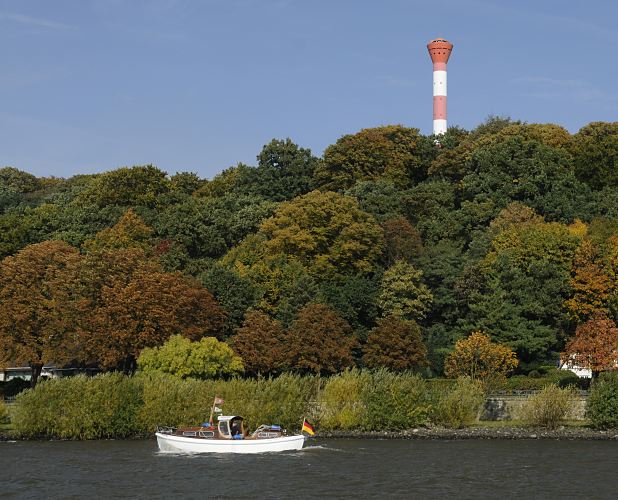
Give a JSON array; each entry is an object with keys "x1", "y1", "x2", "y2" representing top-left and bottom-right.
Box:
[{"x1": 1, "y1": 438, "x2": 617, "y2": 499}]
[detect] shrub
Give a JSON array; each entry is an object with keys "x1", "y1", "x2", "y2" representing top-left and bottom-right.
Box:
[
  {"x1": 12, "y1": 374, "x2": 143, "y2": 439},
  {"x1": 359, "y1": 369, "x2": 431, "y2": 430},
  {"x1": 317, "y1": 369, "x2": 369, "y2": 430},
  {"x1": 521, "y1": 384, "x2": 575, "y2": 429},
  {"x1": 503, "y1": 369, "x2": 589, "y2": 392},
  {"x1": 138, "y1": 372, "x2": 316, "y2": 433},
  {"x1": 0, "y1": 399, "x2": 9, "y2": 424},
  {"x1": 431, "y1": 377, "x2": 485, "y2": 428},
  {"x1": 587, "y1": 372, "x2": 618, "y2": 429}
]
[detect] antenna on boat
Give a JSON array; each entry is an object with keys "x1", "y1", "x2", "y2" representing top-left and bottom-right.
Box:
[{"x1": 209, "y1": 395, "x2": 224, "y2": 425}]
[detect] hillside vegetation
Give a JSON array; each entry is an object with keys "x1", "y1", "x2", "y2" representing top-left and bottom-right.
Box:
[{"x1": 1, "y1": 118, "x2": 618, "y2": 380}]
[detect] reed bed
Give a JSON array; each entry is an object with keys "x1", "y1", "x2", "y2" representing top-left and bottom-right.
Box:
[{"x1": 12, "y1": 370, "x2": 490, "y2": 439}]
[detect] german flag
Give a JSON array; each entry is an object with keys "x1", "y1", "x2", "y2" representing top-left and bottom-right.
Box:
[{"x1": 301, "y1": 419, "x2": 315, "y2": 436}]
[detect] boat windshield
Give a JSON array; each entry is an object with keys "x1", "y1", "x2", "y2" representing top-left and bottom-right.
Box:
[{"x1": 218, "y1": 420, "x2": 230, "y2": 438}]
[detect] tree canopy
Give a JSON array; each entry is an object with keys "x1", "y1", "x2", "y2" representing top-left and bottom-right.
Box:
[{"x1": 2, "y1": 121, "x2": 618, "y2": 378}]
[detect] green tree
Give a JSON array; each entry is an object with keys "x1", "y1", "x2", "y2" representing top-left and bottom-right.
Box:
[
  {"x1": 345, "y1": 180, "x2": 407, "y2": 222},
  {"x1": 75, "y1": 165, "x2": 170, "y2": 208},
  {"x1": 198, "y1": 262, "x2": 258, "y2": 334},
  {"x1": 0, "y1": 167, "x2": 41, "y2": 193},
  {"x1": 252, "y1": 138, "x2": 319, "y2": 201},
  {"x1": 258, "y1": 190, "x2": 384, "y2": 278},
  {"x1": 569, "y1": 122, "x2": 618, "y2": 190},
  {"x1": 137, "y1": 335, "x2": 243, "y2": 379},
  {"x1": 155, "y1": 194, "x2": 275, "y2": 259},
  {"x1": 315, "y1": 125, "x2": 433, "y2": 190},
  {"x1": 378, "y1": 260, "x2": 433, "y2": 321}
]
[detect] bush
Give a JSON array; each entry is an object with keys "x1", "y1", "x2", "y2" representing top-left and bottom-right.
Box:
[
  {"x1": 521, "y1": 384, "x2": 575, "y2": 429},
  {"x1": 359, "y1": 369, "x2": 431, "y2": 430},
  {"x1": 138, "y1": 372, "x2": 317, "y2": 433},
  {"x1": 502, "y1": 369, "x2": 589, "y2": 392},
  {"x1": 0, "y1": 399, "x2": 9, "y2": 424},
  {"x1": 431, "y1": 377, "x2": 485, "y2": 428},
  {"x1": 587, "y1": 372, "x2": 618, "y2": 429},
  {"x1": 12, "y1": 373, "x2": 143, "y2": 439},
  {"x1": 317, "y1": 369, "x2": 369, "y2": 430}
]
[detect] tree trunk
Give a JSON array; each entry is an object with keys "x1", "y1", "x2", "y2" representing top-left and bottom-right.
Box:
[
  {"x1": 122, "y1": 354, "x2": 137, "y2": 375},
  {"x1": 30, "y1": 364, "x2": 43, "y2": 389}
]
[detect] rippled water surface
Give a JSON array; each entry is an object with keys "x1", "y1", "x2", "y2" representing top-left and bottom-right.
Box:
[{"x1": 1, "y1": 438, "x2": 617, "y2": 499}]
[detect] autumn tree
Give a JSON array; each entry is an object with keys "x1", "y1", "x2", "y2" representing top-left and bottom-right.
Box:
[
  {"x1": 564, "y1": 239, "x2": 613, "y2": 322},
  {"x1": 378, "y1": 260, "x2": 433, "y2": 321},
  {"x1": 362, "y1": 317, "x2": 428, "y2": 371},
  {"x1": 256, "y1": 190, "x2": 384, "y2": 278},
  {"x1": 78, "y1": 249, "x2": 227, "y2": 372},
  {"x1": 444, "y1": 331, "x2": 519, "y2": 382},
  {"x1": 137, "y1": 335, "x2": 243, "y2": 379},
  {"x1": 0, "y1": 241, "x2": 83, "y2": 387},
  {"x1": 75, "y1": 165, "x2": 170, "y2": 208},
  {"x1": 82, "y1": 209, "x2": 153, "y2": 252},
  {"x1": 231, "y1": 310, "x2": 286, "y2": 376},
  {"x1": 381, "y1": 217, "x2": 423, "y2": 266},
  {"x1": 284, "y1": 303, "x2": 356, "y2": 375},
  {"x1": 315, "y1": 125, "x2": 433, "y2": 190},
  {"x1": 562, "y1": 313, "x2": 618, "y2": 377}
]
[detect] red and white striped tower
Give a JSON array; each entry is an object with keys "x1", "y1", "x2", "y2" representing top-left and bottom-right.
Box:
[{"x1": 427, "y1": 38, "x2": 453, "y2": 136}]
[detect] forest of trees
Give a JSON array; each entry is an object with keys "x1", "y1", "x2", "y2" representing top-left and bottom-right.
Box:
[{"x1": 1, "y1": 118, "x2": 618, "y2": 384}]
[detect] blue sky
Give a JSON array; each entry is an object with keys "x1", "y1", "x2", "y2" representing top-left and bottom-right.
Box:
[{"x1": 1, "y1": 0, "x2": 617, "y2": 179}]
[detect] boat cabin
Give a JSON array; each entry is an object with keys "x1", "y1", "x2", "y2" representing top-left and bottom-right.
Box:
[
  {"x1": 217, "y1": 416, "x2": 245, "y2": 439},
  {"x1": 159, "y1": 415, "x2": 284, "y2": 441}
]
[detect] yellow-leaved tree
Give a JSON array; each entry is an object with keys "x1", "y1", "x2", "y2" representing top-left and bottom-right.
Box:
[{"x1": 444, "y1": 332, "x2": 518, "y2": 384}]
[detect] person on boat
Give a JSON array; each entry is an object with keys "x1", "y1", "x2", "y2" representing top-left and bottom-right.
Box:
[{"x1": 230, "y1": 418, "x2": 243, "y2": 439}]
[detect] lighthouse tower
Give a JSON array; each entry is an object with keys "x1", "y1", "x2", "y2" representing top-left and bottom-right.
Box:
[{"x1": 427, "y1": 38, "x2": 453, "y2": 136}]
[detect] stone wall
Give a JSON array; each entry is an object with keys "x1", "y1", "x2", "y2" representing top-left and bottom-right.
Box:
[{"x1": 480, "y1": 394, "x2": 588, "y2": 421}]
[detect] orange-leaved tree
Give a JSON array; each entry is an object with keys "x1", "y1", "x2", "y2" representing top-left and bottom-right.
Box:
[
  {"x1": 283, "y1": 303, "x2": 357, "y2": 375},
  {"x1": 231, "y1": 310, "x2": 286, "y2": 376},
  {"x1": 0, "y1": 241, "x2": 83, "y2": 387},
  {"x1": 444, "y1": 331, "x2": 518, "y2": 382},
  {"x1": 362, "y1": 316, "x2": 428, "y2": 371},
  {"x1": 562, "y1": 312, "x2": 618, "y2": 378},
  {"x1": 564, "y1": 239, "x2": 613, "y2": 322},
  {"x1": 78, "y1": 248, "x2": 227, "y2": 372}
]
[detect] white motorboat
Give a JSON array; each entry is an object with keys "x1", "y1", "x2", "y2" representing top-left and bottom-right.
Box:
[{"x1": 155, "y1": 415, "x2": 306, "y2": 454}]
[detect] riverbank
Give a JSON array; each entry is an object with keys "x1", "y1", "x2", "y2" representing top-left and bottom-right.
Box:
[
  {"x1": 317, "y1": 425, "x2": 618, "y2": 440},
  {"x1": 3, "y1": 425, "x2": 617, "y2": 441}
]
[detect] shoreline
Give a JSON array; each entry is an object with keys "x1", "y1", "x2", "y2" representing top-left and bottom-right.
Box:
[
  {"x1": 2, "y1": 426, "x2": 618, "y2": 442},
  {"x1": 316, "y1": 426, "x2": 618, "y2": 440}
]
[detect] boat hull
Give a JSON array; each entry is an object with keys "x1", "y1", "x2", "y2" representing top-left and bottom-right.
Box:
[{"x1": 156, "y1": 432, "x2": 305, "y2": 454}]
